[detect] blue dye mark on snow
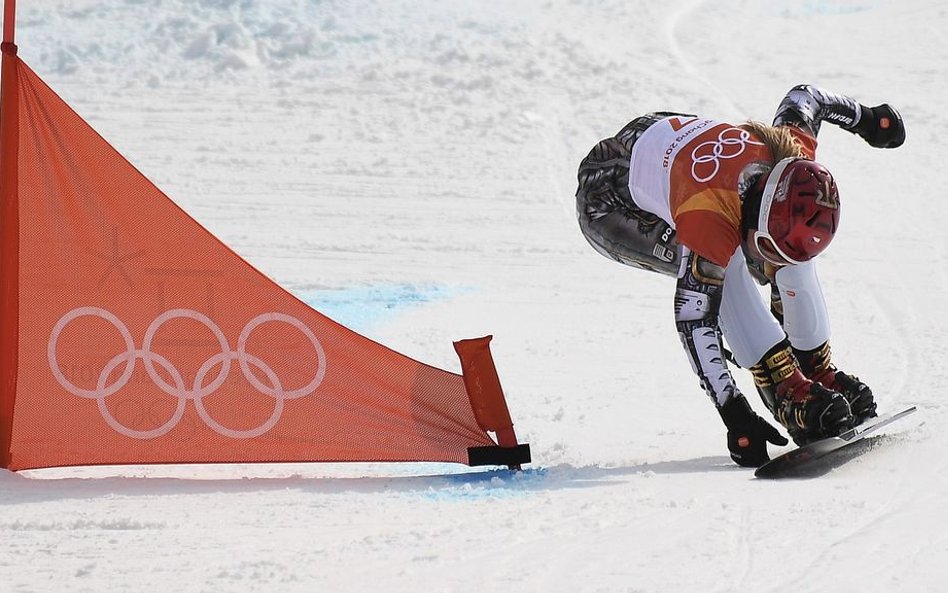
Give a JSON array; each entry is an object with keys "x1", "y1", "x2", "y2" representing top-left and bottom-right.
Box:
[
  {"x1": 301, "y1": 283, "x2": 472, "y2": 334},
  {"x1": 777, "y1": 0, "x2": 871, "y2": 16},
  {"x1": 419, "y1": 468, "x2": 548, "y2": 502}
]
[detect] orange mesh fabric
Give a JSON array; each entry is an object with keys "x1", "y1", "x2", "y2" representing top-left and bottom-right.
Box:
[{"x1": 3, "y1": 57, "x2": 497, "y2": 471}]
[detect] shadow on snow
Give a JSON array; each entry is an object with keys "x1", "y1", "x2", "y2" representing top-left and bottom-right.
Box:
[{"x1": 0, "y1": 455, "x2": 739, "y2": 504}]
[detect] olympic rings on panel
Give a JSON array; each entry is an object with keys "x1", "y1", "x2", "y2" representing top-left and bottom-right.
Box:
[
  {"x1": 690, "y1": 127, "x2": 765, "y2": 183},
  {"x1": 48, "y1": 307, "x2": 327, "y2": 440}
]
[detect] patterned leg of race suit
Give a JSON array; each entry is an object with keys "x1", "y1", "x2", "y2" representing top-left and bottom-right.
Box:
[
  {"x1": 674, "y1": 248, "x2": 740, "y2": 407},
  {"x1": 575, "y1": 113, "x2": 688, "y2": 276}
]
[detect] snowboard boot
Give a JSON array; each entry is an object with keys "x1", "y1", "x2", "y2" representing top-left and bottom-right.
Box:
[
  {"x1": 794, "y1": 342, "x2": 878, "y2": 426},
  {"x1": 751, "y1": 340, "x2": 854, "y2": 445},
  {"x1": 772, "y1": 381, "x2": 854, "y2": 446}
]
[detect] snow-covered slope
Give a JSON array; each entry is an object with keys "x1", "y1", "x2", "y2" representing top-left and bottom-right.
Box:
[{"x1": 2, "y1": 1, "x2": 946, "y2": 591}]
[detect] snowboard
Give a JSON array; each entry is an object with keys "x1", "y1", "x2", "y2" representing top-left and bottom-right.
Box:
[{"x1": 754, "y1": 406, "x2": 917, "y2": 479}]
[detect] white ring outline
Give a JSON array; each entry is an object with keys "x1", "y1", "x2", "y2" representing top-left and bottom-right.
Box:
[
  {"x1": 238, "y1": 313, "x2": 327, "y2": 400},
  {"x1": 193, "y1": 351, "x2": 285, "y2": 439},
  {"x1": 143, "y1": 309, "x2": 231, "y2": 400},
  {"x1": 47, "y1": 307, "x2": 327, "y2": 440},
  {"x1": 690, "y1": 127, "x2": 765, "y2": 183},
  {"x1": 49, "y1": 307, "x2": 136, "y2": 400},
  {"x1": 97, "y1": 350, "x2": 188, "y2": 439}
]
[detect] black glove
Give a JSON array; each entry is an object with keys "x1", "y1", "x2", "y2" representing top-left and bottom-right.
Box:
[
  {"x1": 854, "y1": 103, "x2": 905, "y2": 148},
  {"x1": 719, "y1": 395, "x2": 789, "y2": 468}
]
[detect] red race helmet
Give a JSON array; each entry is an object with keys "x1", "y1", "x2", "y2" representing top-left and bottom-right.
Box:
[{"x1": 752, "y1": 157, "x2": 840, "y2": 266}]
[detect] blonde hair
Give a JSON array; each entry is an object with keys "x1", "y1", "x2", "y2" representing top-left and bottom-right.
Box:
[{"x1": 739, "y1": 121, "x2": 806, "y2": 162}]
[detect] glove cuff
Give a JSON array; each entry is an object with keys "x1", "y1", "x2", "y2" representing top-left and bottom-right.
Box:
[
  {"x1": 718, "y1": 395, "x2": 756, "y2": 429},
  {"x1": 853, "y1": 103, "x2": 877, "y2": 136}
]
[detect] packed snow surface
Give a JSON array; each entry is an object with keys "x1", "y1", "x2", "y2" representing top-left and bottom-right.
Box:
[{"x1": 3, "y1": 0, "x2": 947, "y2": 591}]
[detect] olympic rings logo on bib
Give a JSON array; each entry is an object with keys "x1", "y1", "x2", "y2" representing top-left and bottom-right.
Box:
[
  {"x1": 690, "y1": 127, "x2": 764, "y2": 183},
  {"x1": 48, "y1": 307, "x2": 327, "y2": 440}
]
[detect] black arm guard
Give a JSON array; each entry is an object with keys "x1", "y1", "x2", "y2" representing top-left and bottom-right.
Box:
[
  {"x1": 674, "y1": 250, "x2": 739, "y2": 407},
  {"x1": 773, "y1": 84, "x2": 863, "y2": 138}
]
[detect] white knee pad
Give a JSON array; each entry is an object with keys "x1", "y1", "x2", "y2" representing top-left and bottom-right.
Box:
[
  {"x1": 774, "y1": 261, "x2": 830, "y2": 350},
  {"x1": 719, "y1": 250, "x2": 785, "y2": 368}
]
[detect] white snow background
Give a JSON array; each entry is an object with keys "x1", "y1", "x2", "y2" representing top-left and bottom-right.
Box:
[{"x1": 2, "y1": 0, "x2": 946, "y2": 591}]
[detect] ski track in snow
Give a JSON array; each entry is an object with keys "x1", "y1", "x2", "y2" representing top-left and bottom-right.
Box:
[{"x1": 3, "y1": 0, "x2": 948, "y2": 591}]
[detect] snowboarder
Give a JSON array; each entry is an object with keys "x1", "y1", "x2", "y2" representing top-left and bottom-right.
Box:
[{"x1": 575, "y1": 85, "x2": 905, "y2": 467}]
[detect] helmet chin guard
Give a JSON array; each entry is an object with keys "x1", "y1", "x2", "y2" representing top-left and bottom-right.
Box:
[{"x1": 753, "y1": 157, "x2": 840, "y2": 266}]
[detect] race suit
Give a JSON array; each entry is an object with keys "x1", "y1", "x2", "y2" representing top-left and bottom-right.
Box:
[{"x1": 576, "y1": 85, "x2": 866, "y2": 407}]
